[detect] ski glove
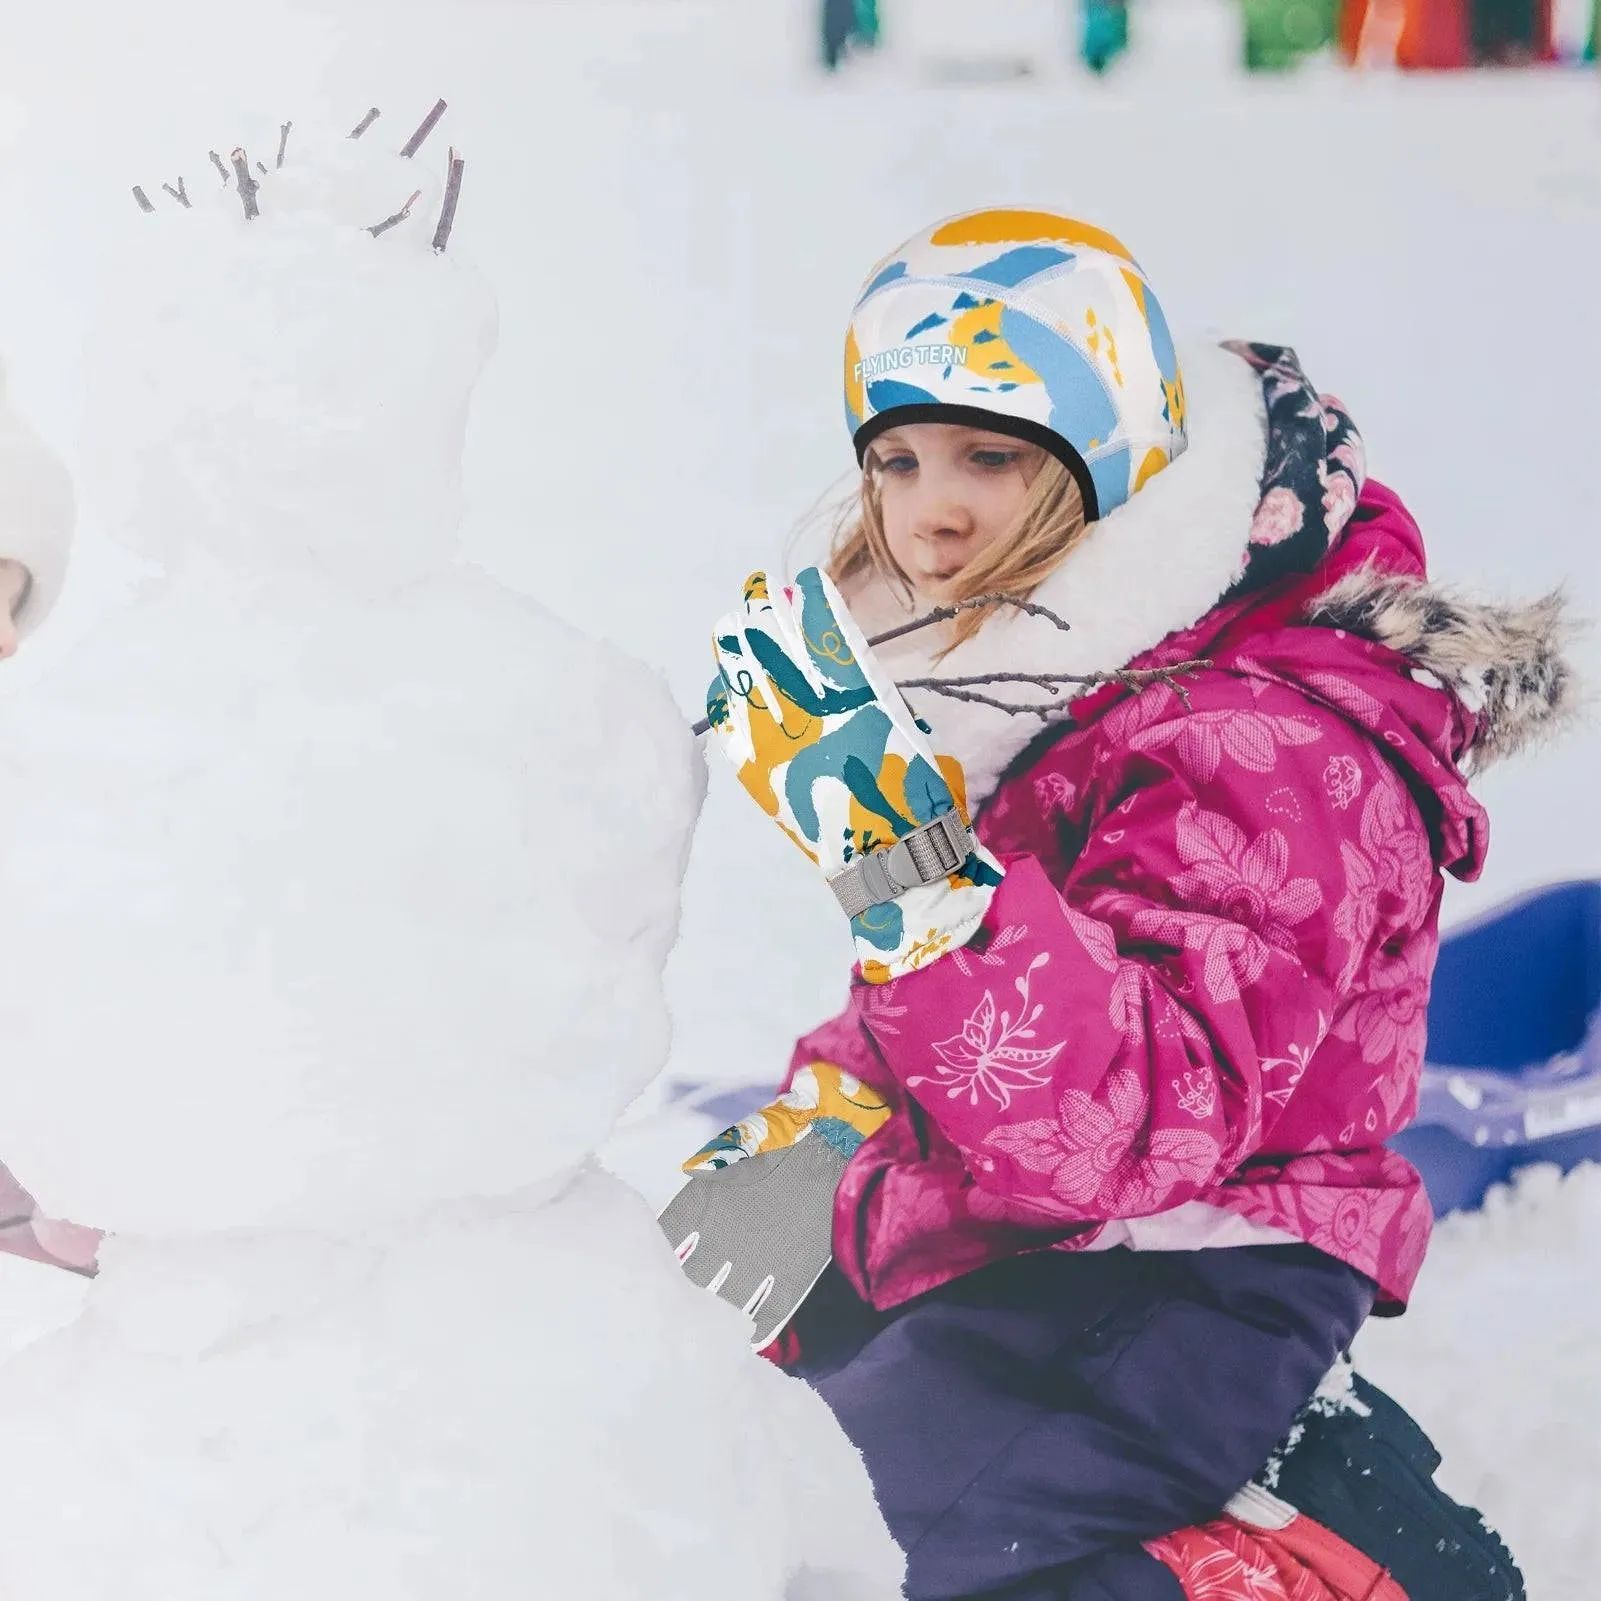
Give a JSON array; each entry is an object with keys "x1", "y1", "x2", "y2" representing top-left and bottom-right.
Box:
[
  {"x1": 660, "y1": 1061, "x2": 890, "y2": 1349},
  {"x1": 682, "y1": 1061, "x2": 892, "y2": 1174},
  {"x1": 706, "y1": 567, "x2": 1004, "y2": 983}
]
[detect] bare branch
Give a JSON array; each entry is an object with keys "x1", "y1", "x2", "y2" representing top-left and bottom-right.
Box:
[
  {"x1": 256, "y1": 160, "x2": 268, "y2": 177},
  {"x1": 349, "y1": 107, "x2": 381, "y2": 140},
  {"x1": 209, "y1": 149, "x2": 230, "y2": 186},
  {"x1": 891, "y1": 681, "x2": 1046, "y2": 718},
  {"x1": 276, "y1": 121, "x2": 292, "y2": 169},
  {"x1": 368, "y1": 188, "x2": 423, "y2": 238},
  {"x1": 867, "y1": 591, "x2": 1072, "y2": 648},
  {"x1": 899, "y1": 660, "x2": 1212, "y2": 720},
  {"x1": 161, "y1": 178, "x2": 191, "y2": 208},
  {"x1": 431, "y1": 148, "x2": 464, "y2": 253},
  {"x1": 688, "y1": 590, "x2": 1069, "y2": 736},
  {"x1": 400, "y1": 98, "x2": 448, "y2": 158},
  {"x1": 229, "y1": 148, "x2": 260, "y2": 220},
  {"x1": 131, "y1": 186, "x2": 156, "y2": 214},
  {"x1": 686, "y1": 580, "x2": 1207, "y2": 735}
]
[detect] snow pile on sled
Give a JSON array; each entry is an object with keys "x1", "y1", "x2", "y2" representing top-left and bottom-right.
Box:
[{"x1": 0, "y1": 121, "x2": 900, "y2": 1601}]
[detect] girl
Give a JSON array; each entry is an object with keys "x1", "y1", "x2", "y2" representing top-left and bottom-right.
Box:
[{"x1": 685, "y1": 211, "x2": 1573, "y2": 1601}]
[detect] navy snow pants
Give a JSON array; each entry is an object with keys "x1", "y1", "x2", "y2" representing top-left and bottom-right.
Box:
[{"x1": 787, "y1": 1245, "x2": 1376, "y2": 1601}]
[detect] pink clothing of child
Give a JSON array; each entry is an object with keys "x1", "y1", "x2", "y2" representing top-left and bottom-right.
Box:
[{"x1": 797, "y1": 479, "x2": 1506, "y2": 1313}]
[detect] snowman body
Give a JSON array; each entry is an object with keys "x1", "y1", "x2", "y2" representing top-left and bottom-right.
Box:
[{"x1": 0, "y1": 128, "x2": 899, "y2": 1601}]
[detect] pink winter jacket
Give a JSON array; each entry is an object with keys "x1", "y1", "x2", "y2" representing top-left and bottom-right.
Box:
[{"x1": 789, "y1": 482, "x2": 1543, "y2": 1315}]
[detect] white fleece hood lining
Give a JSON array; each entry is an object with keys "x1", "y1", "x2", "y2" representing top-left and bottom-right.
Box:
[{"x1": 841, "y1": 340, "x2": 1270, "y2": 809}]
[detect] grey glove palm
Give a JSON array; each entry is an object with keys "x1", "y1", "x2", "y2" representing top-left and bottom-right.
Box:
[{"x1": 657, "y1": 1132, "x2": 847, "y2": 1351}]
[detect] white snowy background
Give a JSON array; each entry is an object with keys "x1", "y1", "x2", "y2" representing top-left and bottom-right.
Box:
[{"x1": 0, "y1": 1, "x2": 1596, "y2": 1597}]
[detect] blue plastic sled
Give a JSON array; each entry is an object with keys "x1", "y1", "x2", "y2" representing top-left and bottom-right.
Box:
[{"x1": 1391, "y1": 879, "x2": 1601, "y2": 1216}]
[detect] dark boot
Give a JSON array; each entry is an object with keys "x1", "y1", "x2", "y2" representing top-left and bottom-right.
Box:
[{"x1": 1230, "y1": 1360, "x2": 1525, "y2": 1601}]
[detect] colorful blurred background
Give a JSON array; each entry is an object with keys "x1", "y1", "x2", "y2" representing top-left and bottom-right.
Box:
[{"x1": 821, "y1": 0, "x2": 1598, "y2": 73}]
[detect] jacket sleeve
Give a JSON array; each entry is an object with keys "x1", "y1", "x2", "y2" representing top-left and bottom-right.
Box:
[
  {"x1": 0, "y1": 1159, "x2": 100, "y2": 1275},
  {"x1": 786, "y1": 987, "x2": 897, "y2": 1099},
  {"x1": 0, "y1": 365, "x2": 75, "y2": 641},
  {"x1": 850, "y1": 678, "x2": 1429, "y2": 1221}
]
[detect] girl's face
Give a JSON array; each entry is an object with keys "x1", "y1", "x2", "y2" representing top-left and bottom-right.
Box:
[{"x1": 868, "y1": 422, "x2": 1046, "y2": 597}]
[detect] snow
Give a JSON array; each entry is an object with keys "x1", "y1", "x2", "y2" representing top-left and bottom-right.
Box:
[
  {"x1": 0, "y1": 126, "x2": 687, "y2": 1234},
  {"x1": 0, "y1": 116, "x2": 900, "y2": 1599},
  {"x1": 1355, "y1": 1165, "x2": 1601, "y2": 1601},
  {"x1": 0, "y1": 3, "x2": 1595, "y2": 1597}
]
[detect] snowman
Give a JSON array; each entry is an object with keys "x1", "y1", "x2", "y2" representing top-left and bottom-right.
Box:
[{"x1": 0, "y1": 118, "x2": 897, "y2": 1601}]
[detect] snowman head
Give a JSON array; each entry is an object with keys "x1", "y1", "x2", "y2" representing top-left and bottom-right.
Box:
[{"x1": 83, "y1": 117, "x2": 498, "y2": 590}]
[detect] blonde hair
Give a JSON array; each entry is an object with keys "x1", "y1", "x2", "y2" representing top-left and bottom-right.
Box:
[{"x1": 826, "y1": 448, "x2": 1089, "y2": 655}]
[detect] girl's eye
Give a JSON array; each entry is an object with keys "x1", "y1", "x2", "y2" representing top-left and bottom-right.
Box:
[
  {"x1": 972, "y1": 449, "x2": 1021, "y2": 470},
  {"x1": 878, "y1": 453, "x2": 917, "y2": 475}
]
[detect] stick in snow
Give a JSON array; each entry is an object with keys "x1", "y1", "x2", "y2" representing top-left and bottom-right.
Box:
[
  {"x1": 209, "y1": 150, "x2": 231, "y2": 186},
  {"x1": 431, "y1": 149, "x2": 464, "y2": 253},
  {"x1": 161, "y1": 178, "x2": 191, "y2": 208},
  {"x1": 230, "y1": 149, "x2": 260, "y2": 220},
  {"x1": 131, "y1": 186, "x2": 156, "y2": 214},
  {"x1": 399, "y1": 98, "x2": 447, "y2": 159},
  {"x1": 368, "y1": 188, "x2": 422, "y2": 238},
  {"x1": 276, "y1": 121, "x2": 292, "y2": 168},
  {"x1": 349, "y1": 107, "x2": 381, "y2": 140}
]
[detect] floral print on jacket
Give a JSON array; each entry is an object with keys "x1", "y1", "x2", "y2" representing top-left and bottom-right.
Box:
[{"x1": 787, "y1": 483, "x2": 1485, "y2": 1314}]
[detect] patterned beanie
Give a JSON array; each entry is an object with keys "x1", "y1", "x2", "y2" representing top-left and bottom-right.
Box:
[{"x1": 843, "y1": 208, "x2": 1188, "y2": 521}]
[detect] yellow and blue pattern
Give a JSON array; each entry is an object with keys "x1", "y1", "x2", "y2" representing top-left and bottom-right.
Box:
[
  {"x1": 843, "y1": 207, "x2": 1187, "y2": 520},
  {"x1": 707, "y1": 566, "x2": 1004, "y2": 983},
  {"x1": 682, "y1": 1061, "x2": 892, "y2": 1174}
]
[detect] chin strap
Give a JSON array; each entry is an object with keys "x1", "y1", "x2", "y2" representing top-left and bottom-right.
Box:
[{"x1": 826, "y1": 811, "x2": 975, "y2": 920}]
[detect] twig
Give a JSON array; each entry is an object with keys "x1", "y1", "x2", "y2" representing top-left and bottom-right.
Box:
[
  {"x1": 431, "y1": 148, "x2": 464, "y2": 253},
  {"x1": 689, "y1": 591, "x2": 1067, "y2": 735},
  {"x1": 867, "y1": 591, "x2": 1072, "y2": 649},
  {"x1": 161, "y1": 177, "x2": 191, "y2": 208},
  {"x1": 688, "y1": 587, "x2": 1210, "y2": 734},
  {"x1": 131, "y1": 186, "x2": 155, "y2": 214},
  {"x1": 276, "y1": 121, "x2": 292, "y2": 168},
  {"x1": 229, "y1": 148, "x2": 260, "y2": 220},
  {"x1": 349, "y1": 107, "x2": 381, "y2": 140},
  {"x1": 899, "y1": 660, "x2": 1212, "y2": 720},
  {"x1": 209, "y1": 149, "x2": 230, "y2": 186},
  {"x1": 256, "y1": 160, "x2": 268, "y2": 177},
  {"x1": 368, "y1": 188, "x2": 423, "y2": 238},
  {"x1": 400, "y1": 98, "x2": 447, "y2": 158}
]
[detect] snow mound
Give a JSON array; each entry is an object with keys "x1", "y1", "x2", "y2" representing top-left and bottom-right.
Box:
[
  {"x1": 0, "y1": 1176, "x2": 900, "y2": 1601},
  {"x1": 0, "y1": 122, "x2": 698, "y2": 1234},
  {"x1": 1355, "y1": 1163, "x2": 1601, "y2": 1601},
  {"x1": 0, "y1": 120, "x2": 902, "y2": 1601}
]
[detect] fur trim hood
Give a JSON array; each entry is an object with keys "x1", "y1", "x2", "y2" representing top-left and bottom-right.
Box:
[{"x1": 1307, "y1": 570, "x2": 1578, "y2": 773}]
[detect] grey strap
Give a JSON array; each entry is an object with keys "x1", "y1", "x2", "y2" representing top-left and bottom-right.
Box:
[{"x1": 827, "y1": 811, "x2": 974, "y2": 920}]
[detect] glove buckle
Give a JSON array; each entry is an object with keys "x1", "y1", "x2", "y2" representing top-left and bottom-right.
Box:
[{"x1": 828, "y1": 812, "x2": 974, "y2": 919}]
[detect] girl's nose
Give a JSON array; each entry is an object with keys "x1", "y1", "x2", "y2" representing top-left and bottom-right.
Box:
[{"x1": 909, "y1": 471, "x2": 974, "y2": 543}]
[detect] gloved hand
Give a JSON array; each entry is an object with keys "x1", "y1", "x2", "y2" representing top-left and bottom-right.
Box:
[
  {"x1": 682, "y1": 1061, "x2": 892, "y2": 1173},
  {"x1": 659, "y1": 1062, "x2": 890, "y2": 1350},
  {"x1": 705, "y1": 567, "x2": 1004, "y2": 983}
]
